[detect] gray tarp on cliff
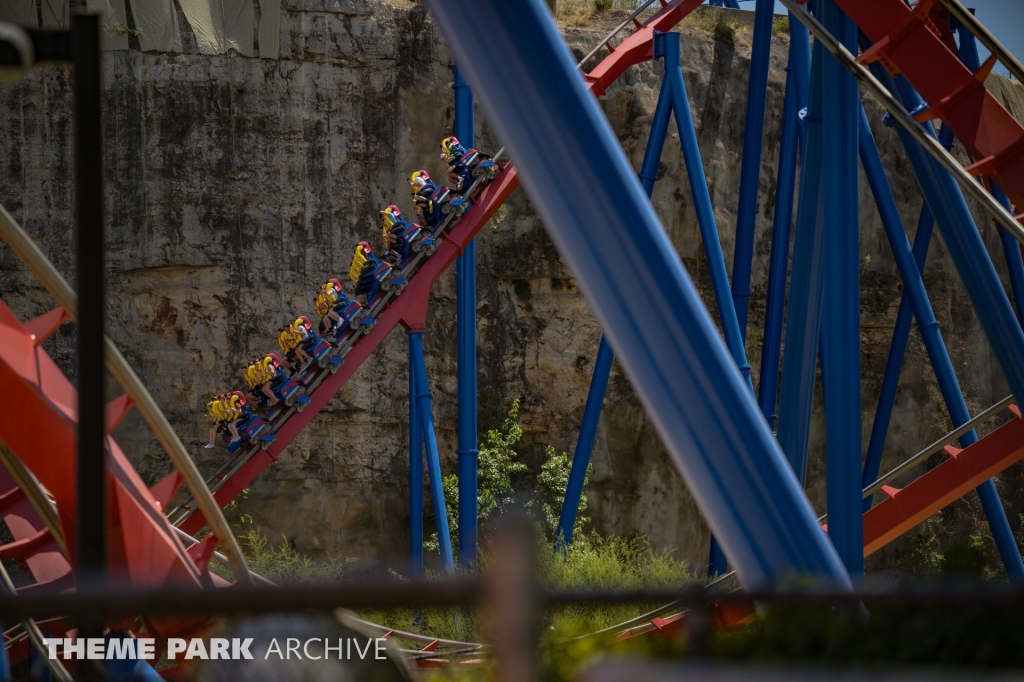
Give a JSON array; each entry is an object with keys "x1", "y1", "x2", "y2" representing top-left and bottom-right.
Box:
[
  {"x1": 257, "y1": 0, "x2": 279, "y2": 59},
  {"x1": 134, "y1": 0, "x2": 183, "y2": 52},
  {"x1": 0, "y1": 0, "x2": 36, "y2": 27},
  {"x1": 41, "y1": 0, "x2": 67, "y2": 29},
  {"x1": 86, "y1": 0, "x2": 129, "y2": 50},
  {"x1": 179, "y1": 0, "x2": 253, "y2": 56}
]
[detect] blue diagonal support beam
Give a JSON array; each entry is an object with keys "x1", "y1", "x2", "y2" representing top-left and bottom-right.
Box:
[
  {"x1": 454, "y1": 64, "x2": 479, "y2": 570},
  {"x1": 878, "y1": 67, "x2": 1024, "y2": 431},
  {"x1": 776, "y1": 41, "x2": 824, "y2": 484},
  {"x1": 757, "y1": 37, "x2": 802, "y2": 429},
  {"x1": 858, "y1": 107, "x2": 1024, "y2": 581},
  {"x1": 408, "y1": 334, "x2": 424, "y2": 578},
  {"x1": 556, "y1": 33, "x2": 750, "y2": 580},
  {"x1": 424, "y1": 0, "x2": 850, "y2": 589},
  {"x1": 731, "y1": 0, "x2": 777, "y2": 340},
  {"x1": 409, "y1": 332, "x2": 454, "y2": 572},
  {"x1": 819, "y1": 0, "x2": 861, "y2": 577}
]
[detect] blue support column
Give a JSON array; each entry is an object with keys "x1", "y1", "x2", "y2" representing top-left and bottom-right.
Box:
[
  {"x1": 861, "y1": 203, "x2": 936, "y2": 498},
  {"x1": 757, "y1": 41, "x2": 801, "y2": 428},
  {"x1": 776, "y1": 42, "x2": 824, "y2": 484},
  {"x1": 454, "y1": 63, "x2": 479, "y2": 570},
  {"x1": 409, "y1": 332, "x2": 455, "y2": 572},
  {"x1": 660, "y1": 31, "x2": 753, "y2": 390},
  {"x1": 731, "y1": 0, "x2": 777, "y2": 339},
  {"x1": 556, "y1": 336, "x2": 613, "y2": 548},
  {"x1": 819, "y1": 0, "x2": 861, "y2": 577},
  {"x1": 788, "y1": 6, "x2": 811, "y2": 112},
  {"x1": 993, "y1": 183, "x2": 1024, "y2": 323},
  {"x1": 425, "y1": 0, "x2": 851, "y2": 589},
  {"x1": 408, "y1": 334, "x2": 424, "y2": 578},
  {"x1": 665, "y1": 29, "x2": 752, "y2": 575},
  {"x1": 558, "y1": 31, "x2": 752, "y2": 574},
  {"x1": 861, "y1": 119, "x2": 954, "y2": 493},
  {"x1": 858, "y1": 108, "x2": 1024, "y2": 581}
]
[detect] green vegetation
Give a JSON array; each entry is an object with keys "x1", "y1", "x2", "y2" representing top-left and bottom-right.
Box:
[
  {"x1": 212, "y1": 401, "x2": 696, "y2": 655},
  {"x1": 771, "y1": 14, "x2": 788, "y2": 37},
  {"x1": 426, "y1": 399, "x2": 591, "y2": 553},
  {"x1": 683, "y1": 10, "x2": 738, "y2": 45},
  {"x1": 362, "y1": 533, "x2": 698, "y2": 647}
]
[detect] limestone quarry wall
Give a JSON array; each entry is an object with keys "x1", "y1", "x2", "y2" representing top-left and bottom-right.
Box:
[{"x1": 2, "y1": 1, "x2": 1024, "y2": 573}]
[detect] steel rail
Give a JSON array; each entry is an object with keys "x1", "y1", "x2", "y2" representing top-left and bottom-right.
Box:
[
  {"x1": 0, "y1": 439, "x2": 66, "y2": 556},
  {"x1": 0, "y1": 559, "x2": 72, "y2": 681},
  {"x1": 0, "y1": 202, "x2": 254, "y2": 586},
  {"x1": 934, "y1": 0, "x2": 1024, "y2": 86},
  {"x1": 862, "y1": 395, "x2": 1014, "y2": 500},
  {"x1": 564, "y1": 568, "x2": 740, "y2": 643},
  {"x1": 778, "y1": 0, "x2": 1024, "y2": 243},
  {"x1": 814, "y1": 395, "x2": 1014, "y2": 526}
]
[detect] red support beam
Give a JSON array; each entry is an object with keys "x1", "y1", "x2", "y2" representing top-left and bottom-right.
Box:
[{"x1": 863, "y1": 407, "x2": 1024, "y2": 556}]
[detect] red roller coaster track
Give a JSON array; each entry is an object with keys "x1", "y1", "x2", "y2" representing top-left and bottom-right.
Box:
[{"x1": 836, "y1": 0, "x2": 1024, "y2": 216}]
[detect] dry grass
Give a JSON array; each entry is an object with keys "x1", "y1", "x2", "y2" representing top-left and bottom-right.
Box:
[
  {"x1": 682, "y1": 8, "x2": 744, "y2": 45},
  {"x1": 554, "y1": 0, "x2": 643, "y2": 28}
]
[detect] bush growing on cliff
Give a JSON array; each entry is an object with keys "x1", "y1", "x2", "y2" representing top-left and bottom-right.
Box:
[{"x1": 425, "y1": 399, "x2": 592, "y2": 554}]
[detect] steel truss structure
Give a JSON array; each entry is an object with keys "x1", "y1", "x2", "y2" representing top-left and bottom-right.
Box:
[{"x1": 3, "y1": 0, "x2": 1024, "y2": 672}]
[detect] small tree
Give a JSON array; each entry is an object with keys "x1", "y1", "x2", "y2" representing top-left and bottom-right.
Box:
[
  {"x1": 535, "y1": 445, "x2": 591, "y2": 544},
  {"x1": 427, "y1": 400, "x2": 593, "y2": 554},
  {"x1": 427, "y1": 400, "x2": 529, "y2": 554}
]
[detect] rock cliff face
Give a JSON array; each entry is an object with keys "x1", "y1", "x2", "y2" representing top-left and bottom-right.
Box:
[{"x1": 2, "y1": 1, "x2": 1023, "y2": 573}]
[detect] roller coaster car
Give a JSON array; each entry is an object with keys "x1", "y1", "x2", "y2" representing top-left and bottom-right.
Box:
[
  {"x1": 221, "y1": 413, "x2": 275, "y2": 453},
  {"x1": 382, "y1": 206, "x2": 438, "y2": 267},
  {"x1": 328, "y1": 298, "x2": 372, "y2": 340},
  {"x1": 323, "y1": 292, "x2": 372, "y2": 339},
  {"x1": 263, "y1": 392, "x2": 311, "y2": 422},
  {"x1": 431, "y1": 184, "x2": 467, "y2": 221},
  {"x1": 394, "y1": 224, "x2": 437, "y2": 266},
  {"x1": 450, "y1": 149, "x2": 499, "y2": 197},
  {"x1": 349, "y1": 241, "x2": 407, "y2": 308},
  {"x1": 294, "y1": 354, "x2": 342, "y2": 388},
  {"x1": 253, "y1": 375, "x2": 303, "y2": 410}
]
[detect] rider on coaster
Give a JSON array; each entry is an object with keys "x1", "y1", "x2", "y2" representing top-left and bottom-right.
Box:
[
  {"x1": 410, "y1": 170, "x2": 444, "y2": 231},
  {"x1": 380, "y1": 205, "x2": 406, "y2": 266},
  {"x1": 244, "y1": 357, "x2": 279, "y2": 407},
  {"x1": 440, "y1": 135, "x2": 498, "y2": 196},
  {"x1": 277, "y1": 322, "x2": 312, "y2": 370},
  {"x1": 315, "y1": 282, "x2": 342, "y2": 334},
  {"x1": 316, "y1": 277, "x2": 368, "y2": 339},
  {"x1": 381, "y1": 204, "x2": 428, "y2": 268},
  {"x1": 295, "y1": 315, "x2": 317, "y2": 349},
  {"x1": 205, "y1": 393, "x2": 242, "y2": 448},
  {"x1": 350, "y1": 241, "x2": 396, "y2": 307},
  {"x1": 441, "y1": 136, "x2": 470, "y2": 192}
]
